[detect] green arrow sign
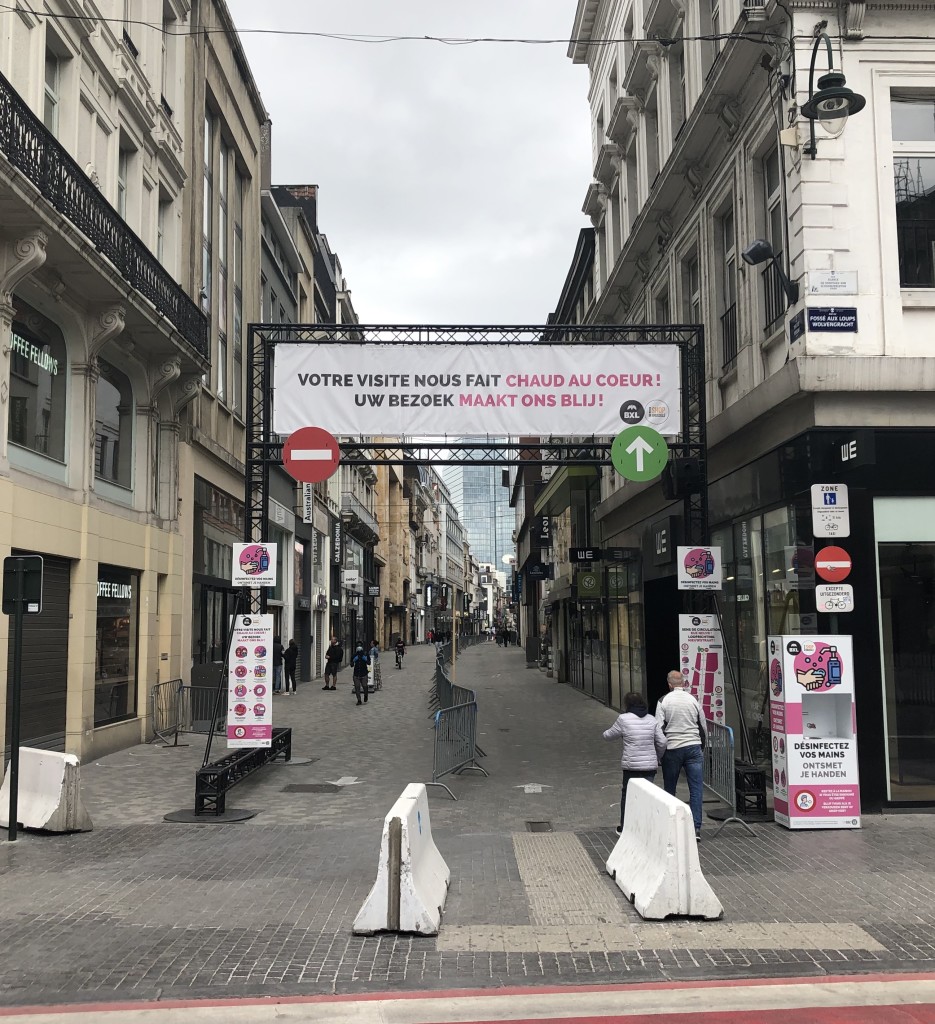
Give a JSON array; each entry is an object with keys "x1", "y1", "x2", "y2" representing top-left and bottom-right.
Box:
[{"x1": 611, "y1": 426, "x2": 669, "y2": 482}]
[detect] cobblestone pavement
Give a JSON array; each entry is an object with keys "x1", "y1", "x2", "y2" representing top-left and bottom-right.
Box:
[{"x1": 1, "y1": 642, "x2": 935, "y2": 1007}]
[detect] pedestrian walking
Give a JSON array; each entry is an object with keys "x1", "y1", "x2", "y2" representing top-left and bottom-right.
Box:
[
  {"x1": 603, "y1": 692, "x2": 667, "y2": 834},
  {"x1": 272, "y1": 635, "x2": 285, "y2": 693},
  {"x1": 656, "y1": 670, "x2": 707, "y2": 839},
  {"x1": 369, "y1": 639, "x2": 382, "y2": 690},
  {"x1": 350, "y1": 643, "x2": 370, "y2": 704},
  {"x1": 283, "y1": 638, "x2": 299, "y2": 694},
  {"x1": 323, "y1": 636, "x2": 343, "y2": 690}
]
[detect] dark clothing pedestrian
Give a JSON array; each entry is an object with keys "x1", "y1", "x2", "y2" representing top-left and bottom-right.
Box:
[
  {"x1": 283, "y1": 639, "x2": 299, "y2": 693},
  {"x1": 323, "y1": 639, "x2": 343, "y2": 690},
  {"x1": 350, "y1": 645, "x2": 370, "y2": 704},
  {"x1": 272, "y1": 636, "x2": 285, "y2": 692}
]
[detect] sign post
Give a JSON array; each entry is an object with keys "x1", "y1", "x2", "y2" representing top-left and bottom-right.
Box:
[{"x1": 2, "y1": 555, "x2": 44, "y2": 842}]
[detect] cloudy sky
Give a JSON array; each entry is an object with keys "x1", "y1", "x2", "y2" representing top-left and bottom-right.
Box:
[{"x1": 224, "y1": 1, "x2": 592, "y2": 325}]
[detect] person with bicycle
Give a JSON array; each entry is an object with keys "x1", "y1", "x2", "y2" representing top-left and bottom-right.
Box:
[{"x1": 395, "y1": 636, "x2": 406, "y2": 669}]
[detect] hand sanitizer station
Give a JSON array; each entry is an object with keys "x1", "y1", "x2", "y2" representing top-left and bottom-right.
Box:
[{"x1": 767, "y1": 635, "x2": 861, "y2": 830}]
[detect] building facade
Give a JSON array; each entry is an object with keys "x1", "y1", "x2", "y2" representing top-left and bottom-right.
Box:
[
  {"x1": 562, "y1": 0, "x2": 935, "y2": 809},
  {"x1": 0, "y1": 1, "x2": 212, "y2": 759}
]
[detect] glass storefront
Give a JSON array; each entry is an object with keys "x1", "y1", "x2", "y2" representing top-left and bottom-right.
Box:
[
  {"x1": 95, "y1": 565, "x2": 139, "y2": 726},
  {"x1": 875, "y1": 497, "x2": 935, "y2": 803},
  {"x1": 9, "y1": 301, "x2": 67, "y2": 462}
]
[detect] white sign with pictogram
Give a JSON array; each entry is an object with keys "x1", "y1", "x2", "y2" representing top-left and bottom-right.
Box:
[
  {"x1": 811, "y1": 484, "x2": 850, "y2": 538},
  {"x1": 816, "y1": 584, "x2": 854, "y2": 613}
]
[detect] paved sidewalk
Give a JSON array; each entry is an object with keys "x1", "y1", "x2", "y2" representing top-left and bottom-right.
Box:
[{"x1": 1, "y1": 642, "x2": 935, "y2": 1008}]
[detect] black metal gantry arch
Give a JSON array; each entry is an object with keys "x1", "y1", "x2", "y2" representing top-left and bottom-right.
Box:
[{"x1": 244, "y1": 323, "x2": 707, "y2": 613}]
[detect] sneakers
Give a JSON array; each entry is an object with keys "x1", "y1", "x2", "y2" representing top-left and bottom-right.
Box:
[
  {"x1": 356, "y1": 699, "x2": 362, "y2": 705},
  {"x1": 322, "y1": 685, "x2": 330, "y2": 690},
  {"x1": 615, "y1": 825, "x2": 623, "y2": 835},
  {"x1": 695, "y1": 831, "x2": 702, "y2": 841}
]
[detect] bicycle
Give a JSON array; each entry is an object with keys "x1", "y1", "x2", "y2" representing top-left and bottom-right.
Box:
[{"x1": 395, "y1": 648, "x2": 404, "y2": 670}]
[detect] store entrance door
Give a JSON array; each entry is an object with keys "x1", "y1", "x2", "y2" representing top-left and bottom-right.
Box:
[{"x1": 875, "y1": 498, "x2": 935, "y2": 802}]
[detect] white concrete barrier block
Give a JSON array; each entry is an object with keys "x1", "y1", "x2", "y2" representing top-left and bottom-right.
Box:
[
  {"x1": 354, "y1": 782, "x2": 450, "y2": 935},
  {"x1": 0, "y1": 747, "x2": 93, "y2": 833},
  {"x1": 606, "y1": 779, "x2": 721, "y2": 920}
]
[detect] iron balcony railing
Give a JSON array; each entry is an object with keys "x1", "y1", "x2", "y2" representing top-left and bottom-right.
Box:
[
  {"x1": 762, "y1": 253, "x2": 787, "y2": 331},
  {"x1": 341, "y1": 492, "x2": 379, "y2": 542},
  {"x1": 720, "y1": 302, "x2": 738, "y2": 371},
  {"x1": 0, "y1": 69, "x2": 208, "y2": 359}
]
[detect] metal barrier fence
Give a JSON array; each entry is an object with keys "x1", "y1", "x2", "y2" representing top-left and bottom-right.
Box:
[
  {"x1": 429, "y1": 701, "x2": 488, "y2": 800},
  {"x1": 703, "y1": 719, "x2": 755, "y2": 837},
  {"x1": 151, "y1": 681, "x2": 225, "y2": 746}
]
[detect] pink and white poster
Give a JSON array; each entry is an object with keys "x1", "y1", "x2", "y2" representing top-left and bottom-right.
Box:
[
  {"x1": 767, "y1": 634, "x2": 860, "y2": 830},
  {"x1": 676, "y1": 546, "x2": 723, "y2": 591},
  {"x1": 228, "y1": 613, "x2": 274, "y2": 748},
  {"x1": 678, "y1": 615, "x2": 725, "y2": 724}
]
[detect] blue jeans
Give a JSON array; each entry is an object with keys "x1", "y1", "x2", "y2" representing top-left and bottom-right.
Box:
[
  {"x1": 661, "y1": 744, "x2": 704, "y2": 832},
  {"x1": 620, "y1": 770, "x2": 655, "y2": 828},
  {"x1": 273, "y1": 665, "x2": 283, "y2": 692}
]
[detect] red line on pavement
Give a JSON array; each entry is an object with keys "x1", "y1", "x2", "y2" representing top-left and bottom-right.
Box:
[
  {"x1": 3, "y1": 973, "x2": 935, "y2": 1017},
  {"x1": 447, "y1": 1007, "x2": 935, "y2": 1024}
]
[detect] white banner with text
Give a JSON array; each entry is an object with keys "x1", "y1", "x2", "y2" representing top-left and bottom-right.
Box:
[{"x1": 272, "y1": 343, "x2": 682, "y2": 436}]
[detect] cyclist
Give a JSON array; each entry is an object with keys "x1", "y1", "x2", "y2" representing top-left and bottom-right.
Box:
[{"x1": 395, "y1": 636, "x2": 406, "y2": 669}]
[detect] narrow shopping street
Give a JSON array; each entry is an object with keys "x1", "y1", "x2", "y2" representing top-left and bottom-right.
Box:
[{"x1": 1, "y1": 642, "x2": 934, "y2": 1009}]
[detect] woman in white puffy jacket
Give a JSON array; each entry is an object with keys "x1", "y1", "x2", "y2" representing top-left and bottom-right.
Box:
[{"x1": 603, "y1": 691, "x2": 668, "y2": 834}]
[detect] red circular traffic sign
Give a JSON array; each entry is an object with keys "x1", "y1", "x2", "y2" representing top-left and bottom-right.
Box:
[
  {"x1": 282, "y1": 427, "x2": 341, "y2": 484},
  {"x1": 815, "y1": 546, "x2": 852, "y2": 583}
]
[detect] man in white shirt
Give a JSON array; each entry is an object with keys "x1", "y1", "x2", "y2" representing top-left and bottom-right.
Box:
[{"x1": 655, "y1": 670, "x2": 707, "y2": 839}]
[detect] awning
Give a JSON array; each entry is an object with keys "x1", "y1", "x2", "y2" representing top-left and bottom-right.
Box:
[{"x1": 533, "y1": 466, "x2": 601, "y2": 518}]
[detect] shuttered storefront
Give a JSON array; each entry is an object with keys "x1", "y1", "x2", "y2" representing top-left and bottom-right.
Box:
[{"x1": 4, "y1": 553, "x2": 70, "y2": 756}]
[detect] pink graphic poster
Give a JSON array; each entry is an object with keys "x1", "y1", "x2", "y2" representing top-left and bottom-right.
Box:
[
  {"x1": 678, "y1": 615, "x2": 725, "y2": 723},
  {"x1": 767, "y1": 635, "x2": 860, "y2": 830},
  {"x1": 228, "y1": 613, "x2": 274, "y2": 748}
]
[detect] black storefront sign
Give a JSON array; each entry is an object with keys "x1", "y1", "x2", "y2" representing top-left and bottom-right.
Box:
[
  {"x1": 534, "y1": 516, "x2": 552, "y2": 547},
  {"x1": 789, "y1": 309, "x2": 805, "y2": 343},
  {"x1": 331, "y1": 519, "x2": 342, "y2": 565},
  {"x1": 368, "y1": 585, "x2": 380, "y2": 597},
  {"x1": 807, "y1": 307, "x2": 858, "y2": 332},
  {"x1": 604, "y1": 546, "x2": 639, "y2": 563},
  {"x1": 652, "y1": 516, "x2": 675, "y2": 565},
  {"x1": 570, "y1": 547, "x2": 601, "y2": 563},
  {"x1": 833, "y1": 429, "x2": 876, "y2": 471},
  {"x1": 525, "y1": 561, "x2": 552, "y2": 582}
]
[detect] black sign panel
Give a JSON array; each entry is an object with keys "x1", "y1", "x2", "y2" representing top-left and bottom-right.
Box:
[
  {"x1": 331, "y1": 520, "x2": 342, "y2": 565},
  {"x1": 652, "y1": 517, "x2": 675, "y2": 566},
  {"x1": 604, "y1": 546, "x2": 639, "y2": 563},
  {"x1": 2, "y1": 555, "x2": 43, "y2": 614},
  {"x1": 569, "y1": 547, "x2": 601, "y2": 563},
  {"x1": 367, "y1": 585, "x2": 380, "y2": 597},
  {"x1": 807, "y1": 307, "x2": 858, "y2": 332},
  {"x1": 833, "y1": 429, "x2": 876, "y2": 471},
  {"x1": 789, "y1": 309, "x2": 805, "y2": 343},
  {"x1": 534, "y1": 516, "x2": 552, "y2": 546},
  {"x1": 525, "y1": 562, "x2": 552, "y2": 581}
]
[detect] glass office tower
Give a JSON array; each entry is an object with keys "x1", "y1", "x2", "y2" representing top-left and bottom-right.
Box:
[{"x1": 443, "y1": 457, "x2": 514, "y2": 570}]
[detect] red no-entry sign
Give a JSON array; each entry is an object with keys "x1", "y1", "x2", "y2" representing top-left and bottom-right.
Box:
[
  {"x1": 815, "y1": 545, "x2": 852, "y2": 583},
  {"x1": 282, "y1": 426, "x2": 341, "y2": 484}
]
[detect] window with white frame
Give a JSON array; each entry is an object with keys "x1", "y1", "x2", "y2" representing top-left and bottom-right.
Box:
[
  {"x1": 233, "y1": 172, "x2": 244, "y2": 415},
  {"x1": 43, "y1": 50, "x2": 61, "y2": 135},
  {"x1": 892, "y1": 91, "x2": 935, "y2": 287},
  {"x1": 669, "y1": 33, "x2": 686, "y2": 138},
  {"x1": 116, "y1": 140, "x2": 132, "y2": 220},
  {"x1": 654, "y1": 287, "x2": 670, "y2": 324},
  {"x1": 95, "y1": 358, "x2": 134, "y2": 488},
  {"x1": 761, "y1": 146, "x2": 786, "y2": 329},
  {"x1": 682, "y1": 251, "x2": 701, "y2": 324},
  {"x1": 217, "y1": 140, "x2": 230, "y2": 404},
  {"x1": 717, "y1": 204, "x2": 738, "y2": 370},
  {"x1": 157, "y1": 189, "x2": 172, "y2": 267},
  {"x1": 202, "y1": 111, "x2": 213, "y2": 316}
]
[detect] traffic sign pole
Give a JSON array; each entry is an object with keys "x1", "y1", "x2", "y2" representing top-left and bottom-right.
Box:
[{"x1": 8, "y1": 560, "x2": 24, "y2": 842}]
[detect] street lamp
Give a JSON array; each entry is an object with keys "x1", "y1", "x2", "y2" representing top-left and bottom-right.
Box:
[
  {"x1": 741, "y1": 239, "x2": 800, "y2": 306},
  {"x1": 801, "y1": 32, "x2": 865, "y2": 159}
]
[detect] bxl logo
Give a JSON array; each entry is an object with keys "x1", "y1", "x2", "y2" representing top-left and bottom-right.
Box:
[{"x1": 823, "y1": 493, "x2": 837, "y2": 506}]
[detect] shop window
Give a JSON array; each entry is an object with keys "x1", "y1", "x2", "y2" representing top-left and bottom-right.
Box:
[
  {"x1": 892, "y1": 91, "x2": 935, "y2": 287},
  {"x1": 764, "y1": 506, "x2": 801, "y2": 634},
  {"x1": 95, "y1": 566, "x2": 139, "y2": 726},
  {"x1": 95, "y1": 359, "x2": 133, "y2": 488},
  {"x1": 9, "y1": 305, "x2": 67, "y2": 462}
]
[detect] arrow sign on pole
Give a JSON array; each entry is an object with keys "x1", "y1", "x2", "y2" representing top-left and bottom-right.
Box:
[
  {"x1": 611, "y1": 425, "x2": 669, "y2": 482},
  {"x1": 625, "y1": 434, "x2": 654, "y2": 474}
]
